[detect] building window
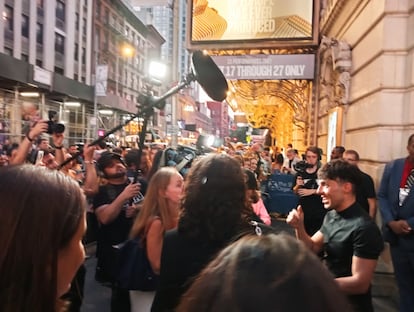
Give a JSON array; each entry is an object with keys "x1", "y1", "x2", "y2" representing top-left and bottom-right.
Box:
[
  {"x1": 75, "y1": 13, "x2": 79, "y2": 30},
  {"x1": 55, "y1": 33, "x2": 65, "y2": 54},
  {"x1": 37, "y1": 0, "x2": 44, "y2": 8},
  {"x1": 54, "y1": 66, "x2": 64, "y2": 75},
  {"x1": 4, "y1": 5, "x2": 13, "y2": 31},
  {"x1": 82, "y1": 18, "x2": 87, "y2": 35},
  {"x1": 104, "y1": 9, "x2": 109, "y2": 24},
  {"x1": 4, "y1": 47, "x2": 12, "y2": 55},
  {"x1": 103, "y1": 31, "x2": 108, "y2": 49},
  {"x1": 82, "y1": 48, "x2": 85, "y2": 64},
  {"x1": 56, "y1": 0, "x2": 65, "y2": 21},
  {"x1": 36, "y1": 23, "x2": 43, "y2": 44},
  {"x1": 21, "y1": 54, "x2": 29, "y2": 62},
  {"x1": 22, "y1": 15, "x2": 29, "y2": 38},
  {"x1": 95, "y1": 1, "x2": 100, "y2": 18},
  {"x1": 74, "y1": 43, "x2": 79, "y2": 61},
  {"x1": 95, "y1": 30, "x2": 100, "y2": 49}
]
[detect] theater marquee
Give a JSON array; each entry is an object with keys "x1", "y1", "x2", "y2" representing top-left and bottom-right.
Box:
[
  {"x1": 188, "y1": 0, "x2": 319, "y2": 50},
  {"x1": 212, "y1": 54, "x2": 315, "y2": 80}
]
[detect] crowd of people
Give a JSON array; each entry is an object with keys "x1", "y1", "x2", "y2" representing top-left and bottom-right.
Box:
[{"x1": 0, "y1": 119, "x2": 413, "y2": 312}]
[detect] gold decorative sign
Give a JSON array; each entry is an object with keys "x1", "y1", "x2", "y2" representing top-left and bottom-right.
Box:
[{"x1": 188, "y1": 0, "x2": 319, "y2": 50}]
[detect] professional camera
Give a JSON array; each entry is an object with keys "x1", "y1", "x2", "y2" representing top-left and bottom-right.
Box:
[
  {"x1": 294, "y1": 160, "x2": 313, "y2": 174},
  {"x1": 159, "y1": 145, "x2": 197, "y2": 177},
  {"x1": 47, "y1": 110, "x2": 65, "y2": 134}
]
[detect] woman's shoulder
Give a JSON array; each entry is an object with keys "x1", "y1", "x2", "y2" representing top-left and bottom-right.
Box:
[{"x1": 145, "y1": 216, "x2": 164, "y2": 236}]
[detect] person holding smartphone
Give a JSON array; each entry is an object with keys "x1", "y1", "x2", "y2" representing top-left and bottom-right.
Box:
[
  {"x1": 93, "y1": 151, "x2": 143, "y2": 311},
  {"x1": 293, "y1": 146, "x2": 326, "y2": 236}
]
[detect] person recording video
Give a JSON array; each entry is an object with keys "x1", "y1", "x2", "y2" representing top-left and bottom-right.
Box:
[{"x1": 293, "y1": 146, "x2": 326, "y2": 236}]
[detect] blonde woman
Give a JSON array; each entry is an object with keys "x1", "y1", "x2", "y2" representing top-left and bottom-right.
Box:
[{"x1": 129, "y1": 167, "x2": 184, "y2": 312}]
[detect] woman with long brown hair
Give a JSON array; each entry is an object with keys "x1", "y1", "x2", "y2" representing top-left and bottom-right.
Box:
[
  {"x1": 0, "y1": 165, "x2": 86, "y2": 312},
  {"x1": 129, "y1": 167, "x2": 184, "y2": 312}
]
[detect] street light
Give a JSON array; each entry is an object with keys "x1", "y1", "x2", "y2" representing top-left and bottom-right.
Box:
[
  {"x1": 120, "y1": 44, "x2": 134, "y2": 58},
  {"x1": 148, "y1": 61, "x2": 167, "y2": 83}
]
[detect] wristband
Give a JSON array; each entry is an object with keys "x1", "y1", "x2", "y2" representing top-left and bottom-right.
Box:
[
  {"x1": 25, "y1": 132, "x2": 34, "y2": 142},
  {"x1": 54, "y1": 145, "x2": 63, "y2": 150},
  {"x1": 84, "y1": 160, "x2": 96, "y2": 164}
]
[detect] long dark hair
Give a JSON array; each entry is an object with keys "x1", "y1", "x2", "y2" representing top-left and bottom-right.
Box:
[
  {"x1": 0, "y1": 165, "x2": 86, "y2": 312},
  {"x1": 179, "y1": 154, "x2": 248, "y2": 243}
]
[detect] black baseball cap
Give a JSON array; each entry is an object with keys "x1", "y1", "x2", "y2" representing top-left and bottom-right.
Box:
[{"x1": 97, "y1": 151, "x2": 124, "y2": 171}]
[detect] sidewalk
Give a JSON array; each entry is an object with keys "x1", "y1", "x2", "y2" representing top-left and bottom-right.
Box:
[
  {"x1": 84, "y1": 218, "x2": 399, "y2": 312},
  {"x1": 372, "y1": 272, "x2": 399, "y2": 312},
  {"x1": 270, "y1": 216, "x2": 399, "y2": 312}
]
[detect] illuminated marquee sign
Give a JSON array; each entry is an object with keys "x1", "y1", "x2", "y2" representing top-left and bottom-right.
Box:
[
  {"x1": 212, "y1": 54, "x2": 315, "y2": 80},
  {"x1": 188, "y1": 0, "x2": 319, "y2": 50}
]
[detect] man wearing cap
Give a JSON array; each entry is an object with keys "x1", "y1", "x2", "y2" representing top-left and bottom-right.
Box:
[{"x1": 93, "y1": 151, "x2": 142, "y2": 312}]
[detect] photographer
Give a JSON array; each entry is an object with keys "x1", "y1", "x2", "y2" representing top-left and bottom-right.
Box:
[
  {"x1": 10, "y1": 120, "x2": 49, "y2": 165},
  {"x1": 293, "y1": 146, "x2": 326, "y2": 236}
]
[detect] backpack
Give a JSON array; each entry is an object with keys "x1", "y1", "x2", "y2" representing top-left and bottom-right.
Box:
[{"x1": 113, "y1": 236, "x2": 158, "y2": 291}]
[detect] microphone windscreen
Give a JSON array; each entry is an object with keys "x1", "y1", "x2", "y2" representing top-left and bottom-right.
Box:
[{"x1": 192, "y1": 51, "x2": 228, "y2": 101}]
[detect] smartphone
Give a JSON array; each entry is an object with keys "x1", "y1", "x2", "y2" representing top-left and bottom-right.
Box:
[
  {"x1": 93, "y1": 149, "x2": 105, "y2": 160},
  {"x1": 35, "y1": 150, "x2": 44, "y2": 165}
]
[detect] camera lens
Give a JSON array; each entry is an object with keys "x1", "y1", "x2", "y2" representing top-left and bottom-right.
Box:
[
  {"x1": 47, "y1": 121, "x2": 65, "y2": 134},
  {"x1": 47, "y1": 120, "x2": 54, "y2": 135},
  {"x1": 53, "y1": 123, "x2": 65, "y2": 134}
]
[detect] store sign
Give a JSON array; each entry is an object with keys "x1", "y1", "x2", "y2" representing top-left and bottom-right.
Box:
[
  {"x1": 212, "y1": 54, "x2": 315, "y2": 80},
  {"x1": 33, "y1": 66, "x2": 52, "y2": 86},
  {"x1": 95, "y1": 65, "x2": 108, "y2": 97}
]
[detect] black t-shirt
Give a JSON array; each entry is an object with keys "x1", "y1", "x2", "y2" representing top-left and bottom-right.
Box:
[
  {"x1": 355, "y1": 170, "x2": 376, "y2": 213},
  {"x1": 93, "y1": 183, "x2": 134, "y2": 245},
  {"x1": 93, "y1": 182, "x2": 136, "y2": 282},
  {"x1": 320, "y1": 202, "x2": 384, "y2": 312}
]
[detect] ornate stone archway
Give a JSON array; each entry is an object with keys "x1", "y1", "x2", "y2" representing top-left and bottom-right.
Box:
[
  {"x1": 227, "y1": 79, "x2": 311, "y2": 148},
  {"x1": 215, "y1": 48, "x2": 315, "y2": 149}
]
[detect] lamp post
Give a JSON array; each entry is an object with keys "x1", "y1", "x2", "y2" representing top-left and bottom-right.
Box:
[
  {"x1": 147, "y1": 60, "x2": 167, "y2": 140},
  {"x1": 171, "y1": 0, "x2": 179, "y2": 147},
  {"x1": 93, "y1": 55, "x2": 98, "y2": 139}
]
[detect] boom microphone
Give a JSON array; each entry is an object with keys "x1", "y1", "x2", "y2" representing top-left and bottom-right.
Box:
[{"x1": 192, "y1": 50, "x2": 228, "y2": 101}]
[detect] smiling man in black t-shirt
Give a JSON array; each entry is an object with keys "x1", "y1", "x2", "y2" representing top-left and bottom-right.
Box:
[{"x1": 287, "y1": 159, "x2": 384, "y2": 312}]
